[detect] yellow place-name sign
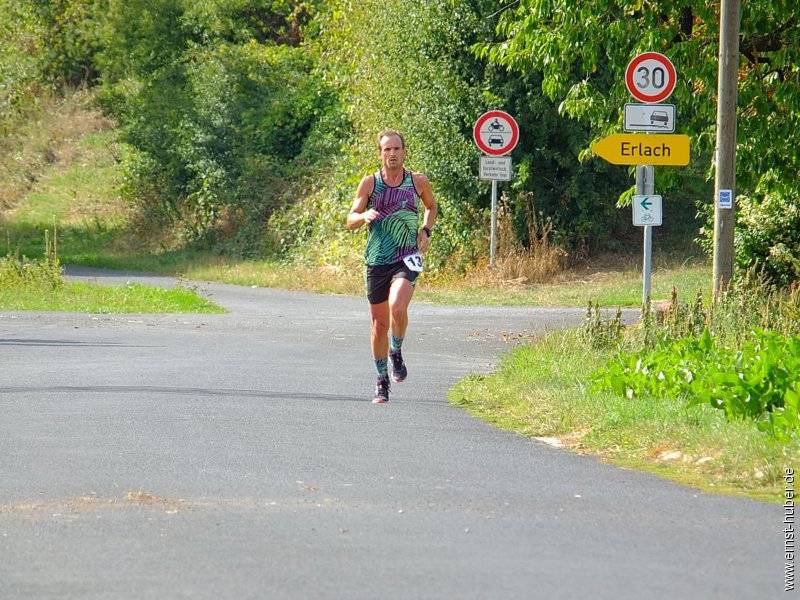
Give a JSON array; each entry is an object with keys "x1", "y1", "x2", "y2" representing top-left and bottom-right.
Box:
[{"x1": 592, "y1": 133, "x2": 690, "y2": 166}]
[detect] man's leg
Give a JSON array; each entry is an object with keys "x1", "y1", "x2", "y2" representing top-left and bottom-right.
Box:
[
  {"x1": 369, "y1": 300, "x2": 391, "y2": 362},
  {"x1": 369, "y1": 301, "x2": 391, "y2": 403},
  {"x1": 388, "y1": 277, "x2": 415, "y2": 337},
  {"x1": 388, "y1": 278, "x2": 415, "y2": 383}
]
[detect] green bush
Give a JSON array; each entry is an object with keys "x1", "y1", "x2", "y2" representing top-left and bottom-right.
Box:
[
  {"x1": 266, "y1": 164, "x2": 364, "y2": 268},
  {"x1": 0, "y1": 2, "x2": 48, "y2": 130},
  {"x1": 592, "y1": 327, "x2": 800, "y2": 442},
  {"x1": 496, "y1": 70, "x2": 631, "y2": 252},
  {"x1": 735, "y1": 177, "x2": 800, "y2": 288},
  {"x1": 95, "y1": 0, "x2": 336, "y2": 246}
]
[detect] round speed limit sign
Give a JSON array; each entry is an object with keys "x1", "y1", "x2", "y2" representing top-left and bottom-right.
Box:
[{"x1": 625, "y1": 52, "x2": 677, "y2": 103}]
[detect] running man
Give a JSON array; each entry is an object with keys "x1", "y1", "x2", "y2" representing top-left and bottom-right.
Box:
[{"x1": 347, "y1": 129, "x2": 437, "y2": 404}]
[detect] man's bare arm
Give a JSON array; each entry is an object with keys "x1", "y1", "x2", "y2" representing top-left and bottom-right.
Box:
[
  {"x1": 413, "y1": 172, "x2": 437, "y2": 253},
  {"x1": 347, "y1": 175, "x2": 378, "y2": 229}
]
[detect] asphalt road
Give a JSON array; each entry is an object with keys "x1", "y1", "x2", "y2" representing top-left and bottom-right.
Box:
[{"x1": 0, "y1": 268, "x2": 785, "y2": 599}]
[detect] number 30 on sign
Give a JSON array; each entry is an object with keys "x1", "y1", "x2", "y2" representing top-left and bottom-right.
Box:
[{"x1": 625, "y1": 52, "x2": 677, "y2": 104}]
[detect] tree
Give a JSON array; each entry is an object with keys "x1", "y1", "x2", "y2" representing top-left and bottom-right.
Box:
[
  {"x1": 0, "y1": 1, "x2": 46, "y2": 127},
  {"x1": 93, "y1": 0, "x2": 336, "y2": 245},
  {"x1": 308, "y1": 0, "x2": 632, "y2": 271},
  {"x1": 479, "y1": 0, "x2": 800, "y2": 283},
  {"x1": 481, "y1": 1, "x2": 798, "y2": 192},
  {"x1": 316, "y1": 0, "x2": 492, "y2": 267}
]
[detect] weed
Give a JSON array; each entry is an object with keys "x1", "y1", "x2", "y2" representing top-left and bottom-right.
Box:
[
  {"x1": 0, "y1": 227, "x2": 62, "y2": 290},
  {"x1": 578, "y1": 300, "x2": 624, "y2": 349},
  {"x1": 0, "y1": 251, "x2": 63, "y2": 290},
  {"x1": 452, "y1": 326, "x2": 798, "y2": 501}
]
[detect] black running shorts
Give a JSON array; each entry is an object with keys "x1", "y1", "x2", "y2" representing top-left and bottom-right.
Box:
[{"x1": 366, "y1": 261, "x2": 419, "y2": 305}]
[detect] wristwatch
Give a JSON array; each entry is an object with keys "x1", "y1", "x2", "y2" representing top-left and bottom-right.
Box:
[{"x1": 421, "y1": 226, "x2": 431, "y2": 238}]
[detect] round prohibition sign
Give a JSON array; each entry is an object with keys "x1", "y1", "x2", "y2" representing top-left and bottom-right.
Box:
[
  {"x1": 473, "y1": 110, "x2": 519, "y2": 156},
  {"x1": 625, "y1": 52, "x2": 677, "y2": 103}
]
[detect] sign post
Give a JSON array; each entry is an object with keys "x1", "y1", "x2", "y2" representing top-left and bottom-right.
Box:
[
  {"x1": 473, "y1": 111, "x2": 519, "y2": 265},
  {"x1": 712, "y1": 0, "x2": 740, "y2": 294},
  {"x1": 636, "y1": 166, "x2": 656, "y2": 303},
  {"x1": 603, "y1": 52, "x2": 682, "y2": 305}
]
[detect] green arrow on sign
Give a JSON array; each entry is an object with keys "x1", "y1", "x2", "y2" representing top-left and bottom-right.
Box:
[{"x1": 640, "y1": 197, "x2": 652, "y2": 210}]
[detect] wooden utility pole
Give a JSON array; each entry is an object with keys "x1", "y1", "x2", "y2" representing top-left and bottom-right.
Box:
[{"x1": 712, "y1": 0, "x2": 741, "y2": 294}]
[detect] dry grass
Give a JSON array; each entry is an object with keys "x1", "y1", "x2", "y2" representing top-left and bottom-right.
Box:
[
  {"x1": 464, "y1": 196, "x2": 568, "y2": 288},
  {"x1": 185, "y1": 257, "x2": 365, "y2": 296}
]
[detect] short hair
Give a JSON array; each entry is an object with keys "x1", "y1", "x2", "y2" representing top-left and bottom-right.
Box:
[{"x1": 377, "y1": 129, "x2": 405, "y2": 151}]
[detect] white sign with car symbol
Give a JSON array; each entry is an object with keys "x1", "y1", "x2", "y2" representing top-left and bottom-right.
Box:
[{"x1": 624, "y1": 103, "x2": 675, "y2": 133}]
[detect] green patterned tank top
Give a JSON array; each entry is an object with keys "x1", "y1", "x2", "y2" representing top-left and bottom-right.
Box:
[{"x1": 364, "y1": 169, "x2": 421, "y2": 266}]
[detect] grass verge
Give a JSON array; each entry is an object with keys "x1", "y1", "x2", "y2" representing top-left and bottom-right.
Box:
[
  {"x1": 0, "y1": 280, "x2": 225, "y2": 314},
  {"x1": 419, "y1": 256, "x2": 710, "y2": 306},
  {"x1": 68, "y1": 252, "x2": 367, "y2": 298},
  {"x1": 0, "y1": 252, "x2": 225, "y2": 314},
  {"x1": 449, "y1": 329, "x2": 798, "y2": 504}
]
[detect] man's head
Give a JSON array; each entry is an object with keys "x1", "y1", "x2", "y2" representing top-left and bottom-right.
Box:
[
  {"x1": 377, "y1": 129, "x2": 407, "y2": 171},
  {"x1": 377, "y1": 129, "x2": 405, "y2": 151}
]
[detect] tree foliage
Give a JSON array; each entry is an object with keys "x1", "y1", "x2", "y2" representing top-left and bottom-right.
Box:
[
  {"x1": 479, "y1": 0, "x2": 800, "y2": 283},
  {"x1": 735, "y1": 176, "x2": 800, "y2": 287},
  {"x1": 0, "y1": 1, "x2": 48, "y2": 127},
  {"x1": 309, "y1": 0, "x2": 632, "y2": 270},
  {"x1": 2, "y1": 1, "x2": 797, "y2": 279},
  {"x1": 91, "y1": 0, "x2": 339, "y2": 248},
  {"x1": 481, "y1": 0, "x2": 798, "y2": 190}
]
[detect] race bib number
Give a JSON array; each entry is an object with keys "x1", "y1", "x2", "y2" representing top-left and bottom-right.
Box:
[{"x1": 403, "y1": 253, "x2": 424, "y2": 273}]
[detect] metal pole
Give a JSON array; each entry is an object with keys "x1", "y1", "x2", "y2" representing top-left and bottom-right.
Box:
[
  {"x1": 490, "y1": 179, "x2": 498, "y2": 265},
  {"x1": 636, "y1": 164, "x2": 655, "y2": 305},
  {"x1": 712, "y1": 0, "x2": 741, "y2": 294}
]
